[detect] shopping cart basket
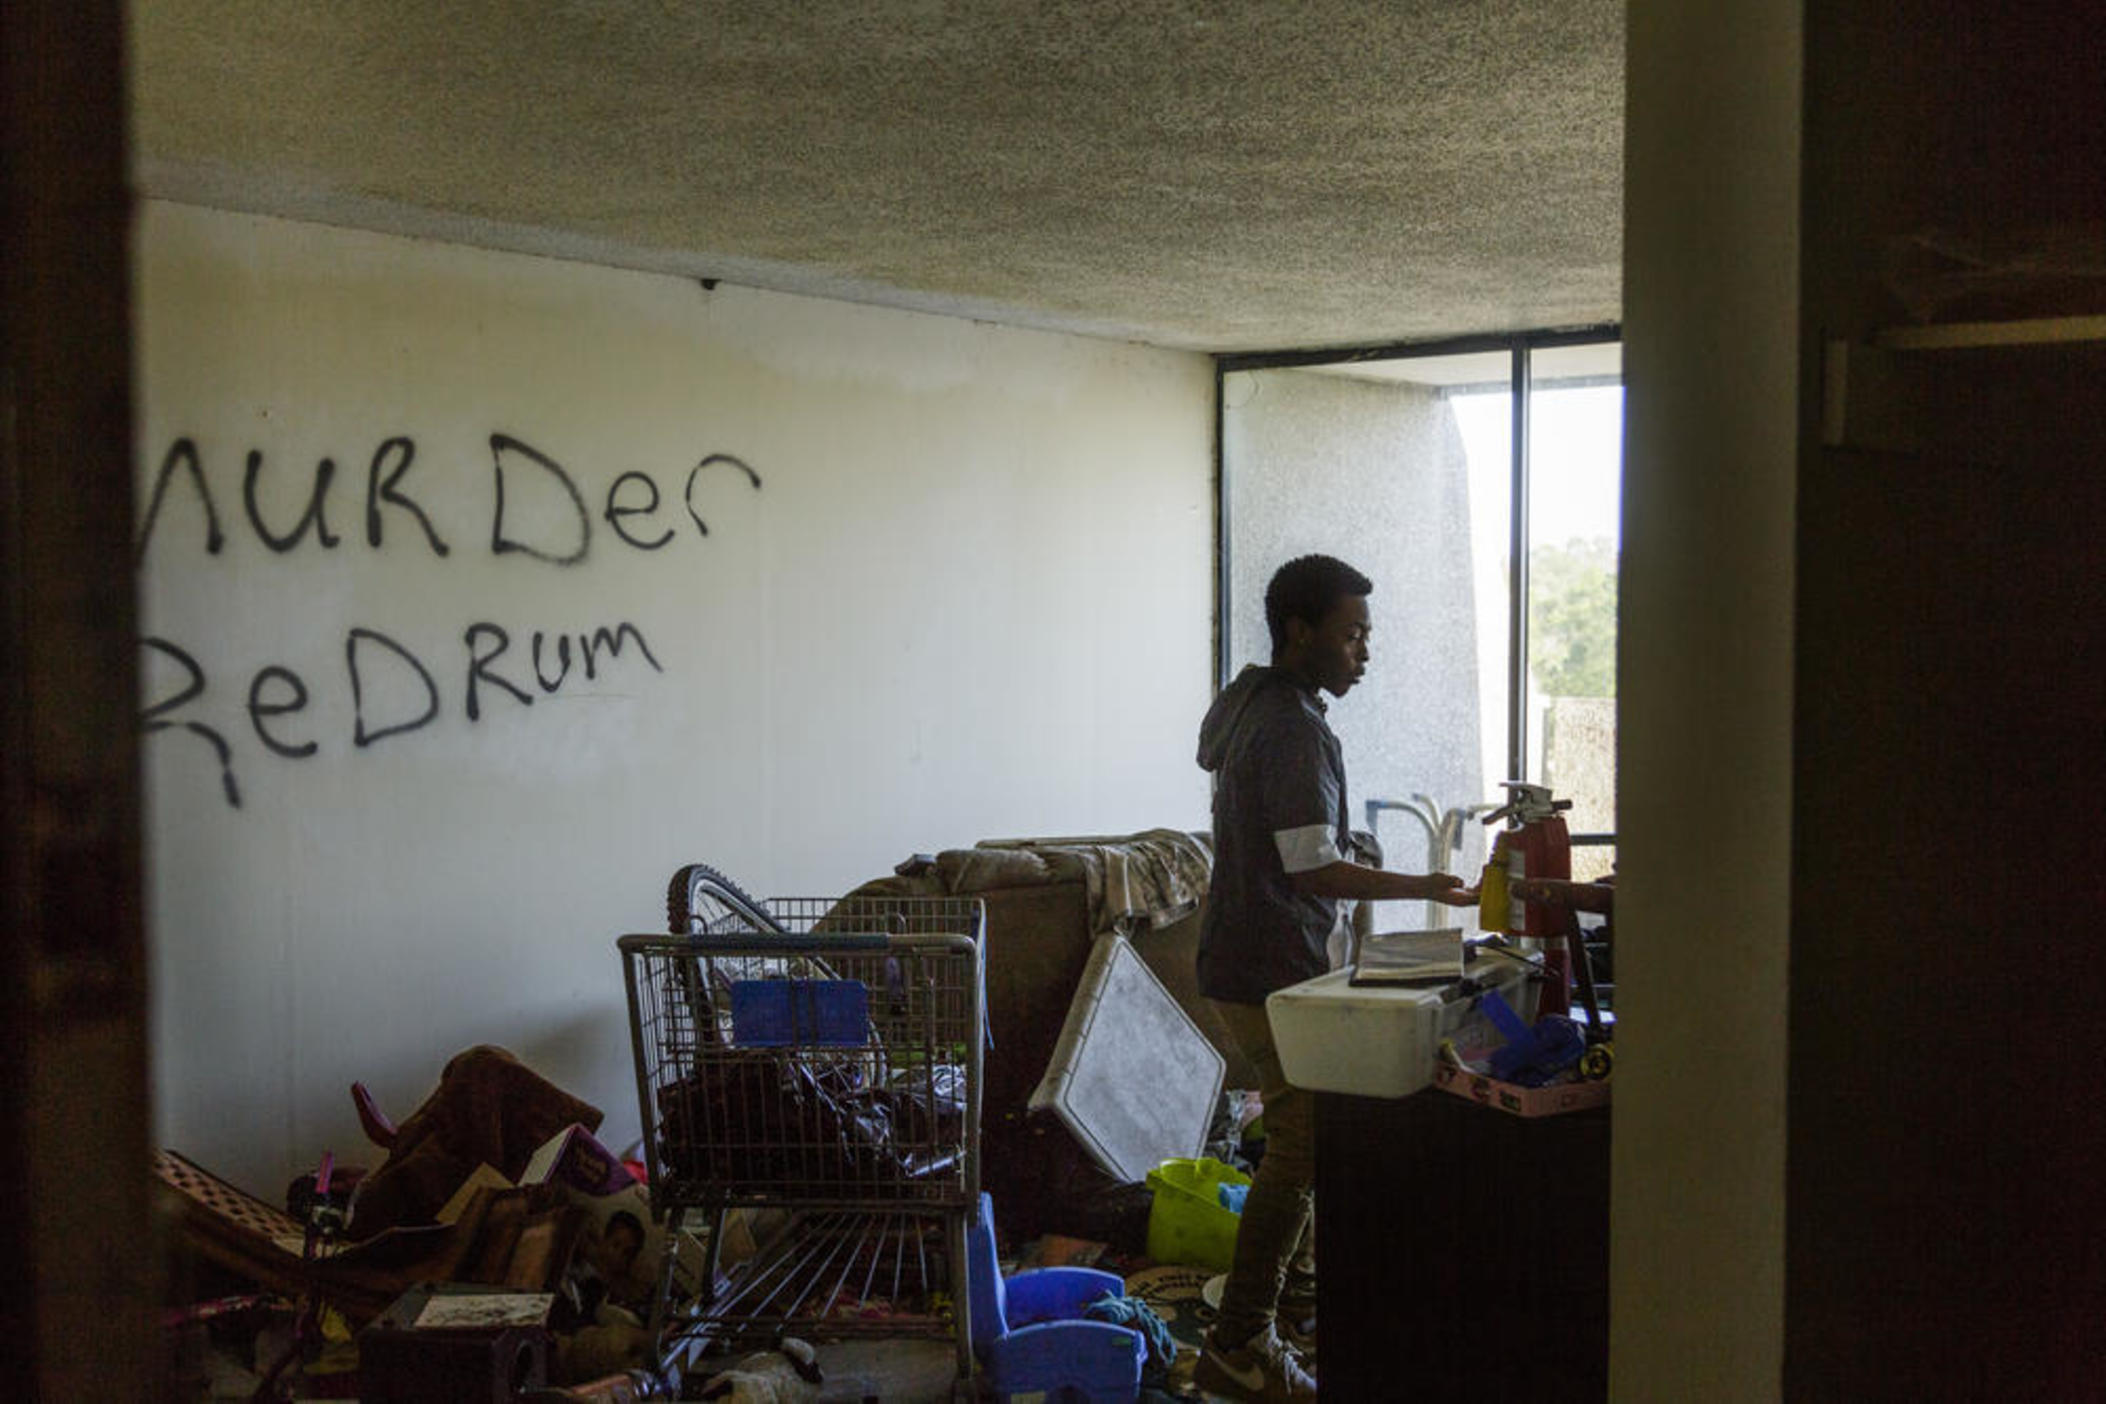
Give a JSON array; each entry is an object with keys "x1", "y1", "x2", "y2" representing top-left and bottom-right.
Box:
[{"x1": 620, "y1": 881, "x2": 985, "y2": 1385}]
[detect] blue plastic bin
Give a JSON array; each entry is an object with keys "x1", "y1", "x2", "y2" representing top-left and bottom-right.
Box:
[{"x1": 729, "y1": 978, "x2": 867, "y2": 1046}]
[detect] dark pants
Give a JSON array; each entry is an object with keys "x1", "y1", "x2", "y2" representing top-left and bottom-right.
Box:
[{"x1": 1209, "y1": 998, "x2": 1317, "y2": 1345}]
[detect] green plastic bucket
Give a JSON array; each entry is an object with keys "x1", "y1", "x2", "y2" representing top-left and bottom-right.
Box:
[{"x1": 1145, "y1": 1156, "x2": 1251, "y2": 1271}]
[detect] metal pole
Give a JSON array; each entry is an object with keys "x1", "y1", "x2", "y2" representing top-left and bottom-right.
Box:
[
  {"x1": 1213, "y1": 358, "x2": 1232, "y2": 690},
  {"x1": 1507, "y1": 341, "x2": 1532, "y2": 785}
]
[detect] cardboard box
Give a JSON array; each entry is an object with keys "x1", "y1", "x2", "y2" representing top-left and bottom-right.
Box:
[
  {"x1": 1431, "y1": 1061, "x2": 1611, "y2": 1117},
  {"x1": 518, "y1": 1123, "x2": 637, "y2": 1198},
  {"x1": 357, "y1": 1283, "x2": 550, "y2": 1404}
]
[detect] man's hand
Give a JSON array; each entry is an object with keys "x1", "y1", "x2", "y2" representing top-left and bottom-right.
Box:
[
  {"x1": 1430, "y1": 881, "x2": 1480, "y2": 908},
  {"x1": 1510, "y1": 876, "x2": 1615, "y2": 915},
  {"x1": 1290, "y1": 863, "x2": 1478, "y2": 903}
]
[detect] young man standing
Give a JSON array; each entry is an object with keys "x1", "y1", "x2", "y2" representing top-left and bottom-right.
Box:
[{"x1": 1193, "y1": 554, "x2": 1478, "y2": 1401}]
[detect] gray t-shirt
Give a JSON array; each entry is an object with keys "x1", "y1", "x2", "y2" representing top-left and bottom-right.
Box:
[{"x1": 1195, "y1": 666, "x2": 1349, "y2": 1005}]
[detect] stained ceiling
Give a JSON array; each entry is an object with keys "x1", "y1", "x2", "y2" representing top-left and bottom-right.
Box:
[{"x1": 128, "y1": 1, "x2": 1624, "y2": 354}]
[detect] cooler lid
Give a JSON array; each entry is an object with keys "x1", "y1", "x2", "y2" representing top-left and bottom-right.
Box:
[{"x1": 1027, "y1": 931, "x2": 1227, "y2": 1183}]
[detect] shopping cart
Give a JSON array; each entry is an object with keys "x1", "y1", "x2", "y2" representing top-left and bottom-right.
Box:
[{"x1": 620, "y1": 872, "x2": 985, "y2": 1387}]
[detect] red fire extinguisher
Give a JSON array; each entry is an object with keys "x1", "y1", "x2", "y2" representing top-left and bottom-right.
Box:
[{"x1": 1480, "y1": 782, "x2": 1575, "y2": 1015}]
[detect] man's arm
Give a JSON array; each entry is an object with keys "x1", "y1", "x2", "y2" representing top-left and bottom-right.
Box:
[
  {"x1": 1509, "y1": 876, "x2": 1614, "y2": 914},
  {"x1": 1290, "y1": 862, "x2": 1478, "y2": 907}
]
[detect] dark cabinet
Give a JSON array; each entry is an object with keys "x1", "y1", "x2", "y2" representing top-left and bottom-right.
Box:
[{"x1": 1315, "y1": 1089, "x2": 1609, "y2": 1400}]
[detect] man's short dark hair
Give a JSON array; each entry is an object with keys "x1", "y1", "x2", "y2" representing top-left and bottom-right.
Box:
[{"x1": 1265, "y1": 554, "x2": 1373, "y2": 656}]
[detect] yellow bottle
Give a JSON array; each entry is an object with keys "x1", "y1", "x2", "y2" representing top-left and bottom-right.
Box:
[{"x1": 1478, "y1": 832, "x2": 1512, "y2": 933}]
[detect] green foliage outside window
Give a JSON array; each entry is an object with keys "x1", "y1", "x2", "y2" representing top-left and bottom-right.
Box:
[{"x1": 1529, "y1": 536, "x2": 1618, "y2": 698}]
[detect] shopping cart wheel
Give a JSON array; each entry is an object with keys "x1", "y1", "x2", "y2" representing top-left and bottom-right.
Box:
[{"x1": 666, "y1": 862, "x2": 782, "y2": 936}]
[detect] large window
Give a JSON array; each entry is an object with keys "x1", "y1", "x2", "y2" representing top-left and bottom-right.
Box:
[
  {"x1": 1218, "y1": 332, "x2": 1621, "y2": 921},
  {"x1": 1523, "y1": 343, "x2": 1622, "y2": 879}
]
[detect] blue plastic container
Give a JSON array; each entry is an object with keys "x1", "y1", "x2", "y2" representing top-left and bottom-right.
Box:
[{"x1": 729, "y1": 978, "x2": 867, "y2": 1046}]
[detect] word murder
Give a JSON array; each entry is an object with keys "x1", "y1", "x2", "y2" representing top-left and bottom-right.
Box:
[
  {"x1": 142, "y1": 621, "x2": 663, "y2": 809},
  {"x1": 136, "y1": 433, "x2": 761, "y2": 564}
]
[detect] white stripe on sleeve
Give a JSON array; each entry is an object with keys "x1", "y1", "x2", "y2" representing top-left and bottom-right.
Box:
[{"x1": 1274, "y1": 822, "x2": 1343, "y2": 874}]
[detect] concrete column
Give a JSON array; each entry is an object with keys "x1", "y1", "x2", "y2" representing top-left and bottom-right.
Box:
[{"x1": 1615, "y1": 1, "x2": 1800, "y2": 1397}]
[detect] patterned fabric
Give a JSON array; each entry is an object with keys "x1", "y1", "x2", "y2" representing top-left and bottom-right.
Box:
[
  {"x1": 988, "y1": 828, "x2": 1215, "y2": 937},
  {"x1": 863, "y1": 828, "x2": 1216, "y2": 941}
]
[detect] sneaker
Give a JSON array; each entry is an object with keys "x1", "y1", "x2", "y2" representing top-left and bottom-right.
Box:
[
  {"x1": 1276, "y1": 1307, "x2": 1317, "y2": 1363},
  {"x1": 1276, "y1": 1276, "x2": 1317, "y2": 1362},
  {"x1": 1194, "y1": 1323, "x2": 1317, "y2": 1401}
]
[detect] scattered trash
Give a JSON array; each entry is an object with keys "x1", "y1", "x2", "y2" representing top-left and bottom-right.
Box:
[{"x1": 156, "y1": 1045, "x2": 709, "y2": 1397}]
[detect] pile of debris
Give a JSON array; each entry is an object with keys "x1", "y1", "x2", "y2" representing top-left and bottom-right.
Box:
[{"x1": 159, "y1": 1045, "x2": 715, "y2": 1401}]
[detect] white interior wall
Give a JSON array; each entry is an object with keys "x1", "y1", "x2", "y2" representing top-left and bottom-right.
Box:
[
  {"x1": 1222, "y1": 368, "x2": 1491, "y2": 884},
  {"x1": 135, "y1": 202, "x2": 1215, "y2": 1194}
]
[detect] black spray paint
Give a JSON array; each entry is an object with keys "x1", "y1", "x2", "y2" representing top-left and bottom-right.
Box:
[
  {"x1": 136, "y1": 433, "x2": 761, "y2": 566},
  {"x1": 366, "y1": 436, "x2": 451, "y2": 556},
  {"x1": 140, "y1": 637, "x2": 241, "y2": 808},
  {"x1": 136, "y1": 431, "x2": 759, "y2": 808},
  {"x1": 242, "y1": 449, "x2": 342, "y2": 552},
  {"x1": 140, "y1": 620, "x2": 668, "y2": 808}
]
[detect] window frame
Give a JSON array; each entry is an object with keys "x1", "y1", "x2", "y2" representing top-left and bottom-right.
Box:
[{"x1": 1213, "y1": 323, "x2": 1622, "y2": 793}]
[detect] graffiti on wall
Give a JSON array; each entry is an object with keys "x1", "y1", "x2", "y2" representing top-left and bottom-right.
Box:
[{"x1": 137, "y1": 431, "x2": 759, "y2": 808}]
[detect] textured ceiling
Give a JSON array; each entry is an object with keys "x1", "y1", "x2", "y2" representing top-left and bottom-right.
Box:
[{"x1": 128, "y1": 1, "x2": 1624, "y2": 353}]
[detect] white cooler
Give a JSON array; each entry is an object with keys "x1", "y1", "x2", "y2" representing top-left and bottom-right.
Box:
[{"x1": 1265, "y1": 960, "x2": 1537, "y2": 1099}]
